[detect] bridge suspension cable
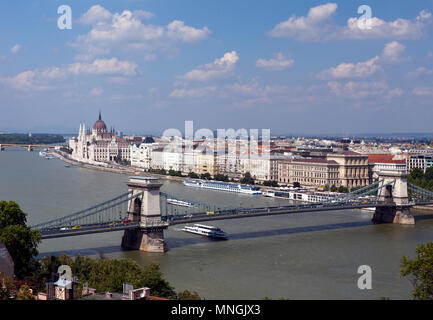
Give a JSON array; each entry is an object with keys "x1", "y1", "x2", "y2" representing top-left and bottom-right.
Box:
[{"x1": 32, "y1": 191, "x2": 143, "y2": 231}]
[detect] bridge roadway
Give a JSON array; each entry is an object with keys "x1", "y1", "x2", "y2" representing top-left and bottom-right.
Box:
[{"x1": 40, "y1": 199, "x2": 428, "y2": 239}]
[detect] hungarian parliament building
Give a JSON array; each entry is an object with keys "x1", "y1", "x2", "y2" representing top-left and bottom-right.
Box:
[{"x1": 69, "y1": 112, "x2": 132, "y2": 164}]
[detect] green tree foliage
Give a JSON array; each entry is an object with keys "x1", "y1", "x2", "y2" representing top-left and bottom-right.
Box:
[
  {"x1": 401, "y1": 242, "x2": 433, "y2": 300},
  {"x1": 200, "y1": 173, "x2": 211, "y2": 180},
  {"x1": 408, "y1": 167, "x2": 433, "y2": 192},
  {"x1": 214, "y1": 174, "x2": 229, "y2": 182},
  {"x1": 16, "y1": 284, "x2": 34, "y2": 300},
  {"x1": 151, "y1": 168, "x2": 167, "y2": 175},
  {"x1": 176, "y1": 289, "x2": 201, "y2": 300},
  {"x1": 60, "y1": 147, "x2": 73, "y2": 154},
  {"x1": 0, "y1": 201, "x2": 27, "y2": 229},
  {"x1": 263, "y1": 180, "x2": 279, "y2": 187},
  {"x1": 338, "y1": 186, "x2": 349, "y2": 193},
  {"x1": 0, "y1": 273, "x2": 16, "y2": 300},
  {"x1": 187, "y1": 172, "x2": 199, "y2": 179},
  {"x1": 240, "y1": 172, "x2": 255, "y2": 185},
  {"x1": 330, "y1": 185, "x2": 337, "y2": 192},
  {"x1": 168, "y1": 170, "x2": 183, "y2": 177},
  {"x1": 0, "y1": 134, "x2": 65, "y2": 145},
  {"x1": 0, "y1": 201, "x2": 41, "y2": 279},
  {"x1": 37, "y1": 255, "x2": 177, "y2": 299}
]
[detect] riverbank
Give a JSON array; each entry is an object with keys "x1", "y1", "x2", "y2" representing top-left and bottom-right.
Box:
[{"x1": 51, "y1": 150, "x2": 188, "y2": 183}]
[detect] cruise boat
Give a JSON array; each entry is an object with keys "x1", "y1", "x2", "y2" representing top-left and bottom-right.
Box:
[
  {"x1": 182, "y1": 224, "x2": 228, "y2": 239},
  {"x1": 182, "y1": 180, "x2": 262, "y2": 195},
  {"x1": 167, "y1": 198, "x2": 194, "y2": 207},
  {"x1": 264, "y1": 189, "x2": 341, "y2": 203}
]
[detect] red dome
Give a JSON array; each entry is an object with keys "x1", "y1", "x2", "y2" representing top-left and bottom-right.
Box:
[{"x1": 93, "y1": 112, "x2": 107, "y2": 133}]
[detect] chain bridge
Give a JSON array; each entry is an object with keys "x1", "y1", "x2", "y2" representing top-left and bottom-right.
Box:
[{"x1": 32, "y1": 169, "x2": 433, "y2": 252}]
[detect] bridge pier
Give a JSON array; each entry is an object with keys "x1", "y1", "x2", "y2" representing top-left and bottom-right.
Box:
[
  {"x1": 372, "y1": 169, "x2": 415, "y2": 225},
  {"x1": 121, "y1": 177, "x2": 168, "y2": 252}
]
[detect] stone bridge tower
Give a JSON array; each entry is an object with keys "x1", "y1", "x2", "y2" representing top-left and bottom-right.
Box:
[
  {"x1": 372, "y1": 167, "x2": 415, "y2": 225},
  {"x1": 121, "y1": 177, "x2": 168, "y2": 252}
]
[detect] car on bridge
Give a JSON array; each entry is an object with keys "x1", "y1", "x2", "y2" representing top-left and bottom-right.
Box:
[
  {"x1": 121, "y1": 219, "x2": 131, "y2": 224},
  {"x1": 72, "y1": 225, "x2": 82, "y2": 230},
  {"x1": 109, "y1": 221, "x2": 119, "y2": 227},
  {"x1": 60, "y1": 227, "x2": 70, "y2": 231}
]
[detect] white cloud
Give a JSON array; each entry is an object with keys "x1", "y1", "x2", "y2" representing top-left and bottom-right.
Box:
[
  {"x1": 77, "y1": 5, "x2": 112, "y2": 25},
  {"x1": 90, "y1": 87, "x2": 103, "y2": 96},
  {"x1": 319, "y1": 56, "x2": 381, "y2": 79},
  {"x1": 269, "y1": 3, "x2": 432, "y2": 41},
  {"x1": 327, "y1": 80, "x2": 401, "y2": 99},
  {"x1": 0, "y1": 58, "x2": 137, "y2": 91},
  {"x1": 169, "y1": 86, "x2": 216, "y2": 98},
  {"x1": 407, "y1": 66, "x2": 433, "y2": 79},
  {"x1": 269, "y1": 3, "x2": 337, "y2": 41},
  {"x1": 381, "y1": 41, "x2": 406, "y2": 63},
  {"x1": 180, "y1": 51, "x2": 239, "y2": 82},
  {"x1": 255, "y1": 53, "x2": 295, "y2": 71},
  {"x1": 67, "y1": 58, "x2": 138, "y2": 76},
  {"x1": 413, "y1": 86, "x2": 433, "y2": 96},
  {"x1": 318, "y1": 42, "x2": 405, "y2": 79},
  {"x1": 10, "y1": 44, "x2": 21, "y2": 54},
  {"x1": 166, "y1": 20, "x2": 210, "y2": 43},
  {"x1": 341, "y1": 10, "x2": 432, "y2": 40},
  {"x1": 132, "y1": 10, "x2": 154, "y2": 20},
  {"x1": 72, "y1": 6, "x2": 210, "y2": 60}
]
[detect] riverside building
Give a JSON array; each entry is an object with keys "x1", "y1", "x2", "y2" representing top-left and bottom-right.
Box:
[{"x1": 69, "y1": 112, "x2": 131, "y2": 164}]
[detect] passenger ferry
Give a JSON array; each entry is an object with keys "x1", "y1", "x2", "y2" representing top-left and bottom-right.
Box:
[
  {"x1": 167, "y1": 198, "x2": 194, "y2": 207},
  {"x1": 264, "y1": 189, "x2": 341, "y2": 203},
  {"x1": 182, "y1": 224, "x2": 228, "y2": 239},
  {"x1": 182, "y1": 180, "x2": 262, "y2": 195}
]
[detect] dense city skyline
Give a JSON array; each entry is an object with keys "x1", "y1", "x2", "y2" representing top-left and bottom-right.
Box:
[{"x1": 1, "y1": 1, "x2": 433, "y2": 134}]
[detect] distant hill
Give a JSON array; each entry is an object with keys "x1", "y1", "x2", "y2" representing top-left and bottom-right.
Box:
[{"x1": 0, "y1": 134, "x2": 65, "y2": 145}]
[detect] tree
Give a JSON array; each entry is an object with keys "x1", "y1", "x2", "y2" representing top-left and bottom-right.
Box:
[
  {"x1": 338, "y1": 186, "x2": 349, "y2": 193},
  {"x1": 401, "y1": 242, "x2": 433, "y2": 300},
  {"x1": 0, "y1": 201, "x2": 27, "y2": 229},
  {"x1": 409, "y1": 168, "x2": 424, "y2": 181},
  {"x1": 0, "y1": 201, "x2": 41, "y2": 279},
  {"x1": 187, "y1": 172, "x2": 199, "y2": 179},
  {"x1": 16, "y1": 285, "x2": 34, "y2": 300},
  {"x1": 0, "y1": 273, "x2": 15, "y2": 300},
  {"x1": 425, "y1": 167, "x2": 433, "y2": 182},
  {"x1": 263, "y1": 180, "x2": 279, "y2": 187},
  {"x1": 177, "y1": 289, "x2": 201, "y2": 300},
  {"x1": 330, "y1": 185, "x2": 337, "y2": 192},
  {"x1": 240, "y1": 172, "x2": 255, "y2": 185},
  {"x1": 200, "y1": 173, "x2": 211, "y2": 180},
  {"x1": 214, "y1": 174, "x2": 229, "y2": 182}
]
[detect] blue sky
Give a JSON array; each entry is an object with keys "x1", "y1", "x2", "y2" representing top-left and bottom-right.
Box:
[{"x1": 0, "y1": 0, "x2": 433, "y2": 135}]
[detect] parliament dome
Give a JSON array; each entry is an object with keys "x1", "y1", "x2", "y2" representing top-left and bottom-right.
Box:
[{"x1": 93, "y1": 112, "x2": 107, "y2": 133}]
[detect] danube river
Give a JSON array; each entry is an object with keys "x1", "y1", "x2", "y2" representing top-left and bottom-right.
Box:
[{"x1": 1, "y1": 149, "x2": 433, "y2": 299}]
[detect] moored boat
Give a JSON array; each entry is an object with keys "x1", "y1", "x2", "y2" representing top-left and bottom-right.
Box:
[{"x1": 182, "y1": 180, "x2": 261, "y2": 195}]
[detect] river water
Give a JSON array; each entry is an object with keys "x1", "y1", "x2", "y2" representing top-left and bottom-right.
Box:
[{"x1": 1, "y1": 149, "x2": 432, "y2": 300}]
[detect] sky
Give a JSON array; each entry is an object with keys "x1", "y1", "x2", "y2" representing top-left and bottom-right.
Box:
[{"x1": 0, "y1": 0, "x2": 433, "y2": 135}]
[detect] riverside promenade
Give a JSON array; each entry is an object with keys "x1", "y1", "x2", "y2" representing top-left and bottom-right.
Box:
[
  {"x1": 50, "y1": 150, "x2": 433, "y2": 214},
  {"x1": 51, "y1": 150, "x2": 186, "y2": 182}
]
